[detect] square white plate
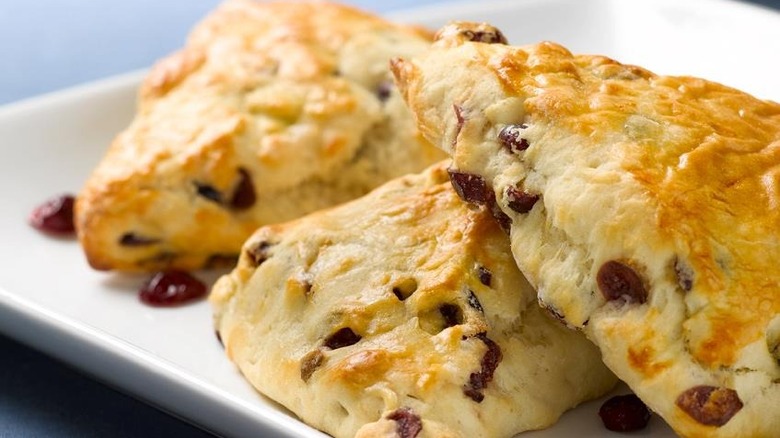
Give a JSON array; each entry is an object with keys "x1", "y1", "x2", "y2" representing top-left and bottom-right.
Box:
[{"x1": 1, "y1": 0, "x2": 778, "y2": 436}]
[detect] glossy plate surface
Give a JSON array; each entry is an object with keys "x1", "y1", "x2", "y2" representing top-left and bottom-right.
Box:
[{"x1": 1, "y1": 0, "x2": 778, "y2": 436}]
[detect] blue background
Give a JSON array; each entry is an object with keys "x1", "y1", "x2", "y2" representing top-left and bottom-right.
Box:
[{"x1": 1, "y1": 0, "x2": 778, "y2": 436}]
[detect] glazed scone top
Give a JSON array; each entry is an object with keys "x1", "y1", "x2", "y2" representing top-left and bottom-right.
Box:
[
  {"x1": 393, "y1": 22, "x2": 780, "y2": 436},
  {"x1": 395, "y1": 22, "x2": 780, "y2": 369},
  {"x1": 76, "y1": 0, "x2": 443, "y2": 271},
  {"x1": 210, "y1": 162, "x2": 616, "y2": 438},
  {"x1": 127, "y1": 0, "x2": 434, "y2": 193}
]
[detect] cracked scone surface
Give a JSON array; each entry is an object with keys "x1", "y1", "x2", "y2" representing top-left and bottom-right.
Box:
[
  {"x1": 393, "y1": 22, "x2": 780, "y2": 437},
  {"x1": 210, "y1": 163, "x2": 616, "y2": 438},
  {"x1": 75, "y1": 0, "x2": 444, "y2": 272}
]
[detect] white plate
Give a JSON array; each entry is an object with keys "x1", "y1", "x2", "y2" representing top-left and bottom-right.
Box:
[{"x1": 1, "y1": 0, "x2": 778, "y2": 436}]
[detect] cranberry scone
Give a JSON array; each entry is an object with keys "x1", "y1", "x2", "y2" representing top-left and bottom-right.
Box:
[
  {"x1": 210, "y1": 162, "x2": 616, "y2": 438},
  {"x1": 75, "y1": 0, "x2": 444, "y2": 271},
  {"x1": 392, "y1": 22, "x2": 780, "y2": 437}
]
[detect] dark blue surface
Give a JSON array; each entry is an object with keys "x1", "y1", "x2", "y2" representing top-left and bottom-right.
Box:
[
  {"x1": 1, "y1": 0, "x2": 778, "y2": 437},
  {"x1": 0, "y1": 333, "x2": 214, "y2": 437}
]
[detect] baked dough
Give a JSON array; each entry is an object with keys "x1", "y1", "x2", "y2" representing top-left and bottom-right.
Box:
[
  {"x1": 393, "y1": 22, "x2": 780, "y2": 437},
  {"x1": 210, "y1": 162, "x2": 616, "y2": 438},
  {"x1": 75, "y1": 0, "x2": 444, "y2": 271}
]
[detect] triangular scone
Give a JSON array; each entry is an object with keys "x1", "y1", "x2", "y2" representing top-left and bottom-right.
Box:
[
  {"x1": 75, "y1": 0, "x2": 444, "y2": 272},
  {"x1": 210, "y1": 162, "x2": 616, "y2": 438},
  {"x1": 393, "y1": 22, "x2": 780, "y2": 437}
]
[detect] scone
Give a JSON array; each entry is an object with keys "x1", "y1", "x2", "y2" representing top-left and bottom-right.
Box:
[
  {"x1": 75, "y1": 0, "x2": 444, "y2": 271},
  {"x1": 392, "y1": 22, "x2": 780, "y2": 437},
  {"x1": 210, "y1": 162, "x2": 616, "y2": 438}
]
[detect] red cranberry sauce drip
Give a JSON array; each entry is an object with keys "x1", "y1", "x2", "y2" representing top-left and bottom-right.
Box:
[
  {"x1": 29, "y1": 194, "x2": 76, "y2": 234},
  {"x1": 139, "y1": 270, "x2": 207, "y2": 306}
]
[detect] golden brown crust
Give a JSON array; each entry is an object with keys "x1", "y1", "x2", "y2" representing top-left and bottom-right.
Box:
[
  {"x1": 210, "y1": 162, "x2": 616, "y2": 438},
  {"x1": 75, "y1": 0, "x2": 444, "y2": 272},
  {"x1": 394, "y1": 21, "x2": 780, "y2": 437}
]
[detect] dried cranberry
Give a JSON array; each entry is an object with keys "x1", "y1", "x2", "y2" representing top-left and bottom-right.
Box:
[
  {"x1": 498, "y1": 124, "x2": 529, "y2": 153},
  {"x1": 204, "y1": 253, "x2": 238, "y2": 269},
  {"x1": 463, "y1": 333, "x2": 502, "y2": 402},
  {"x1": 230, "y1": 168, "x2": 256, "y2": 210},
  {"x1": 323, "y1": 327, "x2": 361, "y2": 350},
  {"x1": 505, "y1": 187, "x2": 539, "y2": 214},
  {"x1": 439, "y1": 304, "x2": 464, "y2": 328},
  {"x1": 597, "y1": 261, "x2": 647, "y2": 304},
  {"x1": 392, "y1": 278, "x2": 417, "y2": 301},
  {"x1": 448, "y1": 170, "x2": 491, "y2": 205},
  {"x1": 453, "y1": 104, "x2": 466, "y2": 131},
  {"x1": 376, "y1": 81, "x2": 393, "y2": 102},
  {"x1": 139, "y1": 270, "x2": 207, "y2": 306},
  {"x1": 461, "y1": 29, "x2": 507, "y2": 44},
  {"x1": 674, "y1": 258, "x2": 694, "y2": 291},
  {"x1": 194, "y1": 169, "x2": 255, "y2": 210},
  {"x1": 477, "y1": 266, "x2": 492, "y2": 286},
  {"x1": 194, "y1": 182, "x2": 223, "y2": 204},
  {"x1": 488, "y1": 201, "x2": 512, "y2": 234},
  {"x1": 392, "y1": 287, "x2": 407, "y2": 301},
  {"x1": 300, "y1": 349, "x2": 325, "y2": 382},
  {"x1": 387, "y1": 407, "x2": 422, "y2": 438},
  {"x1": 466, "y1": 290, "x2": 484, "y2": 312},
  {"x1": 29, "y1": 194, "x2": 76, "y2": 234},
  {"x1": 301, "y1": 280, "x2": 314, "y2": 297},
  {"x1": 247, "y1": 241, "x2": 272, "y2": 267},
  {"x1": 119, "y1": 232, "x2": 159, "y2": 246},
  {"x1": 599, "y1": 394, "x2": 651, "y2": 432},
  {"x1": 676, "y1": 385, "x2": 743, "y2": 426},
  {"x1": 452, "y1": 104, "x2": 466, "y2": 148}
]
